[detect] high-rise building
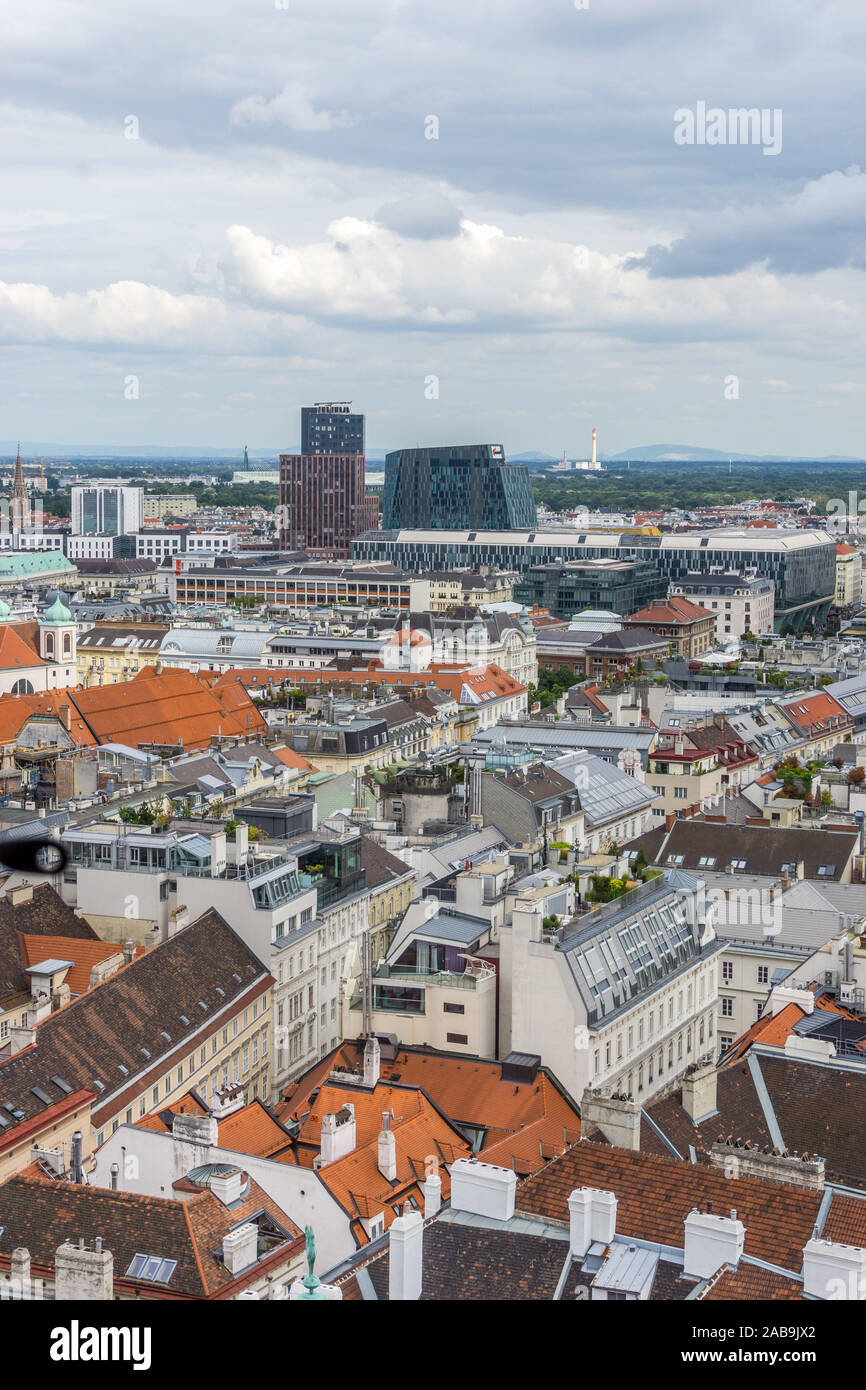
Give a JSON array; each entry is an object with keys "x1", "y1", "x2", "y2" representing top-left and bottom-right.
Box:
[
  {"x1": 71, "y1": 484, "x2": 142, "y2": 536},
  {"x1": 280, "y1": 402, "x2": 366, "y2": 558},
  {"x1": 301, "y1": 401, "x2": 365, "y2": 455},
  {"x1": 382, "y1": 444, "x2": 537, "y2": 531}
]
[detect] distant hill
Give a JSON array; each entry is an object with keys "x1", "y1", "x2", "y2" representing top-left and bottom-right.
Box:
[{"x1": 606, "y1": 444, "x2": 865, "y2": 464}]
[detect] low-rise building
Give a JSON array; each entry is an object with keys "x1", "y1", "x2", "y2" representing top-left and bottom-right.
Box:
[
  {"x1": 669, "y1": 570, "x2": 775, "y2": 640},
  {"x1": 623, "y1": 596, "x2": 717, "y2": 660}
]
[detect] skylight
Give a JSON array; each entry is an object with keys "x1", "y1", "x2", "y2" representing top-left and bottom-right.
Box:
[{"x1": 125, "y1": 1254, "x2": 178, "y2": 1284}]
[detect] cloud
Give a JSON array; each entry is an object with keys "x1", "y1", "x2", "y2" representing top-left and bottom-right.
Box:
[
  {"x1": 229, "y1": 85, "x2": 354, "y2": 133},
  {"x1": 628, "y1": 167, "x2": 866, "y2": 277},
  {"x1": 220, "y1": 218, "x2": 855, "y2": 346},
  {"x1": 0, "y1": 279, "x2": 292, "y2": 351},
  {"x1": 374, "y1": 192, "x2": 463, "y2": 240}
]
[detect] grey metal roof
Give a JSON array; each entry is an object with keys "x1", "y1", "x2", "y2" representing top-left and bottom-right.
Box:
[
  {"x1": 549, "y1": 751, "x2": 659, "y2": 825},
  {"x1": 412, "y1": 911, "x2": 489, "y2": 945},
  {"x1": 473, "y1": 723, "x2": 655, "y2": 752}
]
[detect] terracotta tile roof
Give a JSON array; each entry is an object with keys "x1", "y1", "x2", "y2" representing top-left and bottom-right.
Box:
[
  {"x1": 626, "y1": 596, "x2": 715, "y2": 626},
  {"x1": 823, "y1": 1191, "x2": 866, "y2": 1247},
  {"x1": 0, "y1": 692, "x2": 98, "y2": 747},
  {"x1": 277, "y1": 1080, "x2": 472, "y2": 1244},
  {"x1": 58, "y1": 668, "x2": 270, "y2": 751},
  {"x1": 0, "y1": 884, "x2": 100, "y2": 1007},
  {"x1": 281, "y1": 1045, "x2": 581, "y2": 1167},
  {"x1": 516, "y1": 1140, "x2": 822, "y2": 1270},
  {"x1": 17, "y1": 933, "x2": 126, "y2": 996},
  {"x1": 778, "y1": 691, "x2": 852, "y2": 737},
  {"x1": 0, "y1": 1172, "x2": 302, "y2": 1298},
  {"x1": 0, "y1": 624, "x2": 43, "y2": 672},
  {"x1": 270, "y1": 745, "x2": 315, "y2": 773},
  {"x1": 699, "y1": 1263, "x2": 805, "y2": 1300}
]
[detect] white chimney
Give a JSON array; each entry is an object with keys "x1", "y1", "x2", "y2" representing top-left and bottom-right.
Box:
[
  {"x1": 769, "y1": 985, "x2": 815, "y2": 1017},
  {"x1": 683, "y1": 1208, "x2": 745, "y2": 1280},
  {"x1": 449, "y1": 1159, "x2": 516, "y2": 1222},
  {"x1": 55, "y1": 1240, "x2": 113, "y2": 1300},
  {"x1": 320, "y1": 1104, "x2": 357, "y2": 1166},
  {"x1": 222, "y1": 1222, "x2": 258, "y2": 1276},
  {"x1": 363, "y1": 1036, "x2": 381, "y2": 1087},
  {"x1": 423, "y1": 1172, "x2": 442, "y2": 1218},
  {"x1": 210, "y1": 1167, "x2": 244, "y2": 1207},
  {"x1": 377, "y1": 1113, "x2": 397, "y2": 1183},
  {"x1": 172, "y1": 1112, "x2": 218, "y2": 1148},
  {"x1": 591, "y1": 428, "x2": 597, "y2": 466},
  {"x1": 389, "y1": 1209, "x2": 423, "y2": 1301},
  {"x1": 681, "y1": 1061, "x2": 717, "y2": 1124},
  {"x1": 803, "y1": 1237, "x2": 866, "y2": 1300},
  {"x1": 568, "y1": 1187, "x2": 618, "y2": 1258}
]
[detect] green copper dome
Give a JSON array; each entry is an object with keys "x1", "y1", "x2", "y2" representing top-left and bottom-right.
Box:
[{"x1": 42, "y1": 596, "x2": 73, "y2": 626}]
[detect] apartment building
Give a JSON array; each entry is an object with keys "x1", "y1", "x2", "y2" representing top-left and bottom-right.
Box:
[{"x1": 0, "y1": 906, "x2": 272, "y2": 1167}]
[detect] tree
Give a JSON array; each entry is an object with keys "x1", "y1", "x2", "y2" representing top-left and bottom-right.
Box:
[{"x1": 848, "y1": 767, "x2": 865, "y2": 786}]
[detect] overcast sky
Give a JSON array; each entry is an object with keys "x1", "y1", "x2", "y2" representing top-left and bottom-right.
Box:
[{"x1": 1, "y1": 0, "x2": 864, "y2": 456}]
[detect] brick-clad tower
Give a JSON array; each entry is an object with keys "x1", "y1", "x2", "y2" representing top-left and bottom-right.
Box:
[{"x1": 280, "y1": 403, "x2": 365, "y2": 558}]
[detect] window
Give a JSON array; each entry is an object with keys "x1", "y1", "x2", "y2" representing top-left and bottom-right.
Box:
[
  {"x1": 817, "y1": 865, "x2": 836, "y2": 877},
  {"x1": 722, "y1": 961, "x2": 733, "y2": 981},
  {"x1": 443, "y1": 1002, "x2": 465, "y2": 1014},
  {"x1": 698, "y1": 856, "x2": 716, "y2": 868},
  {"x1": 720, "y1": 1034, "x2": 733, "y2": 1051},
  {"x1": 730, "y1": 858, "x2": 747, "y2": 870},
  {"x1": 673, "y1": 786, "x2": 688, "y2": 799},
  {"x1": 721, "y1": 997, "x2": 734, "y2": 1017},
  {"x1": 446, "y1": 1032, "x2": 468, "y2": 1045},
  {"x1": 126, "y1": 1254, "x2": 178, "y2": 1285},
  {"x1": 757, "y1": 965, "x2": 769, "y2": 984}
]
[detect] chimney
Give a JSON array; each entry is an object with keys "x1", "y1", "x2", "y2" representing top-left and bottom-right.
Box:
[
  {"x1": 122, "y1": 940, "x2": 136, "y2": 966},
  {"x1": 803, "y1": 1237, "x2": 866, "y2": 1300},
  {"x1": 210, "y1": 1085, "x2": 245, "y2": 1118},
  {"x1": 681, "y1": 1061, "x2": 717, "y2": 1124},
  {"x1": 568, "y1": 1186, "x2": 618, "y2": 1258},
  {"x1": 58, "y1": 704, "x2": 71, "y2": 731},
  {"x1": 769, "y1": 984, "x2": 815, "y2": 1017},
  {"x1": 234, "y1": 820, "x2": 249, "y2": 862},
  {"x1": 377, "y1": 1113, "x2": 397, "y2": 1183},
  {"x1": 388, "y1": 1208, "x2": 423, "y2": 1301},
  {"x1": 683, "y1": 1208, "x2": 745, "y2": 1280},
  {"x1": 580, "y1": 1088, "x2": 641, "y2": 1151},
  {"x1": 171, "y1": 1111, "x2": 219, "y2": 1148},
  {"x1": 8, "y1": 1020, "x2": 37, "y2": 1054},
  {"x1": 210, "y1": 1166, "x2": 244, "y2": 1206},
  {"x1": 422, "y1": 1172, "x2": 442, "y2": 1218},
  {"x1": 709, "y1": 1140, "x2": 824, "y2": 1192},
  {"x1": 110, "y1": 1163, "x2": 119, "y2": 1190},
  {"x1": 222, "y1": 1222, "x2": 258, "y2": 1276},
  {"x1": 591, "y1": 428, "x2": 597, "y2": 467},
  {"x1": 70, "y1": 1131, "x2": 84, "y2": 1185},
  {"x1": 8, "y1": 884, "x2": 33, "y2": 907},
  {"x1": 319, "y1": 1104, "x2": 357, "y2": 1166},
  {"x1": 363, "y1": 1036, "x2": 381, "y2": 1087},
  {"x1": 55, "y1": 1239, "x2": 113, "y2": 1300},
  {"x1": 449, "y1": 1159, "x2": 517, "y2": 1221}
]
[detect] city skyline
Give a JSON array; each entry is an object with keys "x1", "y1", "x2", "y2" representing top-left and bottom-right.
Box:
[{"x1": 1, "y1": 1, "x2": 864, "y2": 455}]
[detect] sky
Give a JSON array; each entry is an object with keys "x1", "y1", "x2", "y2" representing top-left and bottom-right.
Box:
[{"x1": 1, "y1": 0, "x2": 864, "y2": 457}]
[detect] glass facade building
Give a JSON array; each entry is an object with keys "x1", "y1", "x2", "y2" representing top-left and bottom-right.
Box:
[{"x1": 382, "y1": 444, "x2": 537, "y2": 531}]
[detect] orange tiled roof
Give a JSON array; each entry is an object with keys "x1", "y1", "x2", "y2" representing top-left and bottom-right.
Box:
[
  {"x1": 36, "y1": 668, "x2": 272, "y2": 751},
  {"x1": 517, "y1": 1140, "x2": 821, "y2": 1271},
  {"x1": 271, "y1": 745, "x2": 316, "y2": 773},
  {"x1": 277, "y1": 1079, "x2": 472, "y2": 1243},
  {"x1": 0, "y1": 624, "x2": 44, "y2": 672},
  {"x1": 0, "y1": 691, "x2": 98, "y2": 747},
  {"x1": 16, "y1": 934, "x2": 127, "y2": 997},
  {"x1": 135, "y1": 1091, "x2": 292, "y2": 1159},
  {"x1": 626, "y1": 596, "x2": 714, "y2": 625}
]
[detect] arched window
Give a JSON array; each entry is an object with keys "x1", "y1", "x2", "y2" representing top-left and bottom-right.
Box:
[
  {"x1": 44, "y1": 634, "x2": 54, "y2": 658},
  {"x1": 63, "y1": 633, "x2": 72, "y2": 657},
  {"x1": 10, "y1": 678, "x2": 33, "y2": 695}
]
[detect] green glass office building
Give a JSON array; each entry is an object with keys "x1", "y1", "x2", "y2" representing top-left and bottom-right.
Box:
[{"x1": 382, "y1": 443, "x2": 537, "y2": 531}]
